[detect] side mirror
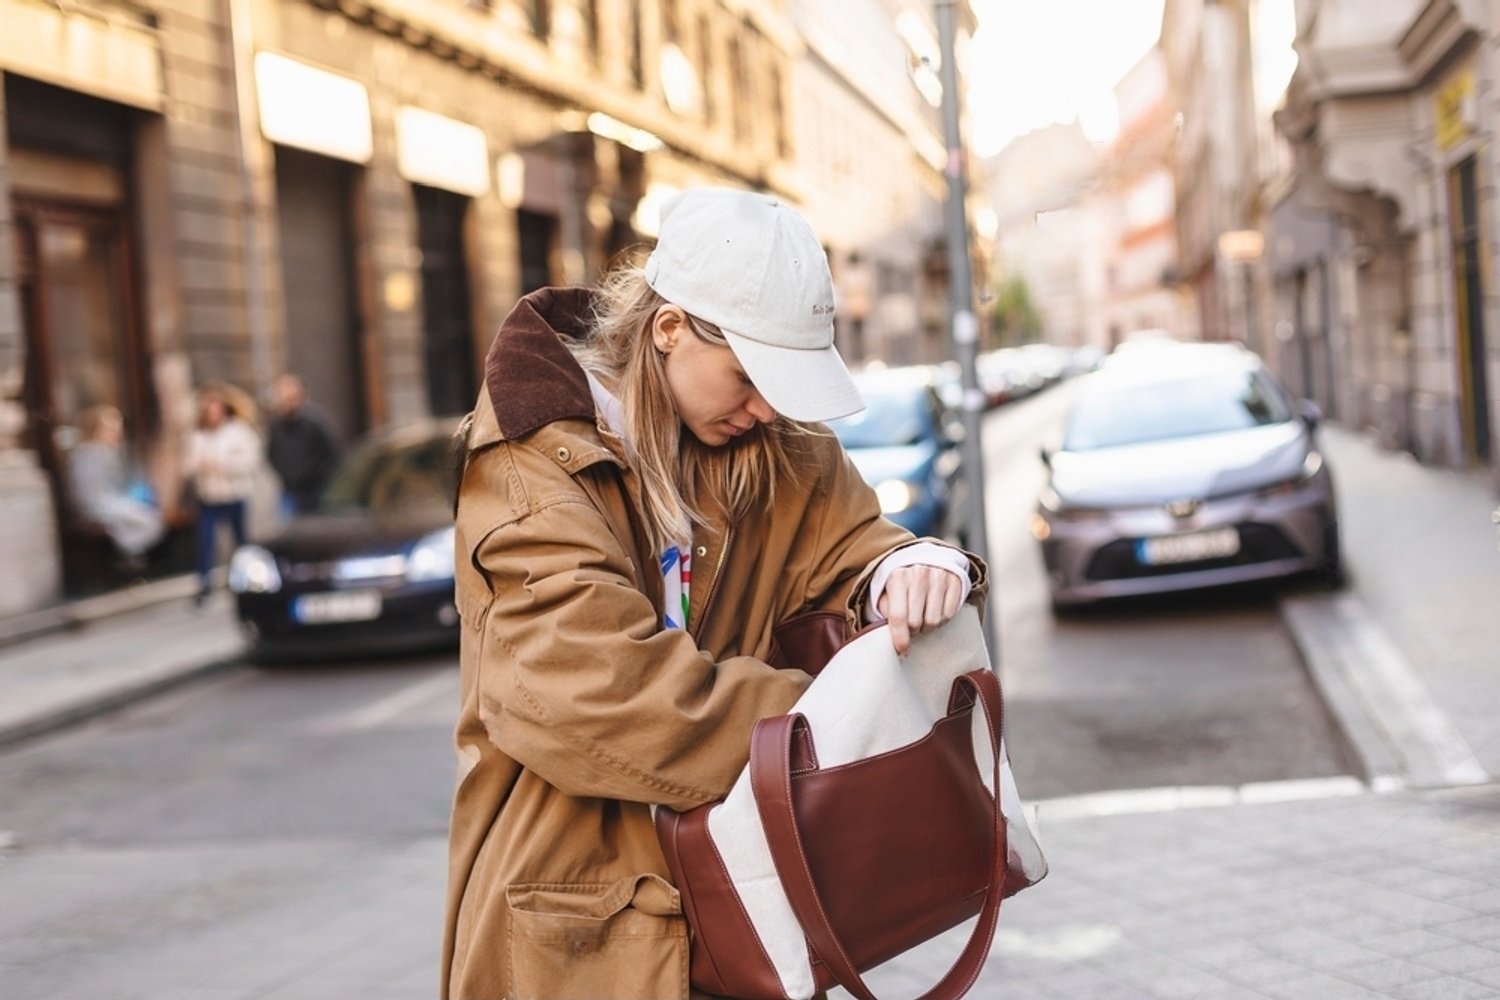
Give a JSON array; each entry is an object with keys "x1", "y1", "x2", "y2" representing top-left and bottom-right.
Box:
[{"x1": 1299, "y1": 399, "x2": 1323, "y2": 430}]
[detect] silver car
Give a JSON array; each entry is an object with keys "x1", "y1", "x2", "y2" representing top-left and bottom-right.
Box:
[{"x1": 1034, "y1": 344, "x2": 1342, "y2": 609}]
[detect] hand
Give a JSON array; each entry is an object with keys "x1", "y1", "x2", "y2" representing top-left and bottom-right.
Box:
[{"x1": 876, "y1": 565, "x2": 965, "y2": 656}]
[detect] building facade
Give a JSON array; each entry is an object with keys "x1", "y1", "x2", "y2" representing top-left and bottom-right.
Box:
[
  {"x1": 1271, "y1": 0, "x2": 1500, "y2": 476},
  {"x1": 0, "y1": 0, "x2": 807, "y2": 612},
  {"x1": 788, "y1": 0, "x2": 968, "y2": 367},
  {"x1": 984, "y1": 122, "x2": 1107, "y2": 348},
  {"x1": 1161, "y1": 0, "x2": 1262, "y2": 345},
  {"x1": 1098, "y1": 46, "x2": 1194, "y2": 344}
]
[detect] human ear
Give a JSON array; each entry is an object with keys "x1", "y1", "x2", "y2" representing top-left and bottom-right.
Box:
[{"x1": 652, "y1": 305, "x2": 686, "y2": 353}]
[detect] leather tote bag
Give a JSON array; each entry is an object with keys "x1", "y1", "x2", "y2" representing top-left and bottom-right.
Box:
[{"x1": 655, "y1": 605, "x2": 1047, "y2": 1000}]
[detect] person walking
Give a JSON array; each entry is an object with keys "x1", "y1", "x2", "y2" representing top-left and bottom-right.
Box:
[
  {"x1": 184, "y1": 388, "x2": 260, "y2": 604},
  {"x1": 442, "y1": 188, "x2": 985, "y2": 1000},
  {"x1": 67, "y1": 405, "x2": 164, "y2": 569},
  {"x1": 265, "y1": 373, "x2": 341, "y2": 517}
]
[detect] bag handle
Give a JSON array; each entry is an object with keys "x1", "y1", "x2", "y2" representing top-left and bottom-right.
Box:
[{"x1": 750, "y1": 669, "x2": 1008, "y2": 1000}]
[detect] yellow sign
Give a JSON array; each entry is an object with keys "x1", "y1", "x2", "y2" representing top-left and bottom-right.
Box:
[{"x1": 1436, "y1": 70, "x2": 1475, "y2": 152}]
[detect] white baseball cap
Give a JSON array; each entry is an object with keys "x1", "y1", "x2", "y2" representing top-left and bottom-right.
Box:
[{"x1": 644, "y1": 188, "x2": 864, "y2": 422}]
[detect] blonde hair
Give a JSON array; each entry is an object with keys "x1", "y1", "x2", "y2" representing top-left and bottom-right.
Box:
[{"x1": 574, "y1": 263, "x2": 815, "y2": 552}]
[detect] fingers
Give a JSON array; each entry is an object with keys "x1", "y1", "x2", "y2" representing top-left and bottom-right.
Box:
[
  {"x1": 883, "y1": 580, "x2": 912, "y2": 655},
  {"x1": 882, "y1": 566, "x2": 966, "y2": 655}
]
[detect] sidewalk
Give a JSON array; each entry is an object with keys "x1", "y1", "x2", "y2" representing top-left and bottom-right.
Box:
[
  {"x1": 0, "y1": 579, "x2": 243, "y2": 748},
  {"x1": 1279, "y1": 425, "x2": 1500, "y2": 789},
  {"x1": 869, "y1": 781, "x2": 1500, "y2": 1000}
]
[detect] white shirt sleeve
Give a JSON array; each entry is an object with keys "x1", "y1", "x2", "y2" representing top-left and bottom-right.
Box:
[{"x1": 864, "y1": 542, "x2": 974, "y2": 624}]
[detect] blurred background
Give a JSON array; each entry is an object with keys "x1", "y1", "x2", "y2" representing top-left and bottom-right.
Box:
[
  {"x1": 1, "y1": 0, "x2": 1496, "y2": 612},
  {"x1": 4, "y1": 3, "x2": 1500, "y2": 997},
  {"x1": 0, "y1": 0, "x2": 983, "y2": 608}
]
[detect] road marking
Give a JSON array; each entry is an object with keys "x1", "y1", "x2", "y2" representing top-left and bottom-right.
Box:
[
  {"x1": 1282, "y1": 592, "x2": 1488, "y2": 788},
  {"x1": 1034, "y1": 776, "x2": 1369, "y2": 821},
  {"x1": 312, "y1": 672, "x2": 456, "y2": 734}
]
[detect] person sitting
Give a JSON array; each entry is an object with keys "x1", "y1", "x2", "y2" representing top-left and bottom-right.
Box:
[{"x1": 67, "y1": 405, "x2": 165, "y2": 570}]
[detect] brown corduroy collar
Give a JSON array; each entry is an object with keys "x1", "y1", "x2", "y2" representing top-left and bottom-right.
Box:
[{"x1": 483, "y1": 286, "x2": 599, "y2": 440}]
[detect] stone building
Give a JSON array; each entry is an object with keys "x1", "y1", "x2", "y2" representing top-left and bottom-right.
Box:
[
  {"x1": 1271, "y1": 0, "x2": 1499, "y2": 477},
  {"x1": 0, "y1": 0, "x2": 807, "y2": 611}
]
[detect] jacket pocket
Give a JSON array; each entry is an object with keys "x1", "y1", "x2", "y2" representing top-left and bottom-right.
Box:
[{"x1": 506, "y1": 873, "x2": 689, "y2": 1000}]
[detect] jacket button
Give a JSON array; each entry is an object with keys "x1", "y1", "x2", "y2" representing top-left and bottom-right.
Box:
[
  {"x1": 695, "y1": 545, "x2": 707, "y2": 558},
  {"x1": 556, "y1": 447, "x2": 571, "y2": 462}
]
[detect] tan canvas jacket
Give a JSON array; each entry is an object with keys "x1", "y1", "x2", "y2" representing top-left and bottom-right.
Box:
[{"x1": 442, "y1": 288, "x2": 985, "y2": 1000}]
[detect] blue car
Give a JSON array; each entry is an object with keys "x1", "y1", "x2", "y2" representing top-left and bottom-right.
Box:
[{"x1": 830, "y1": 368, "x2": 966, "y2": 541}]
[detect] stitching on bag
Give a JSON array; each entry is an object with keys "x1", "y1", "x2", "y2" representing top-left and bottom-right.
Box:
[
  {"x1": 808, "y1": 712, "x2": 988, "y2": 781},
  {"x1": 704, "y1": 826, "x2": 782, "y2": 990}
]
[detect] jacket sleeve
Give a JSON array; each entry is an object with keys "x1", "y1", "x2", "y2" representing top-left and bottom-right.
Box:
[
  {"x1": 798, "y1": 435, "x2": 989, "y2": 620},
  {"x1": 463, "y1": 442, "x2": 811, "y2": 810}
]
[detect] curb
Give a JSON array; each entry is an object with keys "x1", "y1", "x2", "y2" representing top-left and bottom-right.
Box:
[
  {"x1": 0, "y1": 575, "x2": 202, "y2": 651},
  {"x1": 0, "y1": 643, "x2": 243, "y2": 750},
  {"x1": 1278, "y1": 589, "x2": 1490, "y2": 790}
]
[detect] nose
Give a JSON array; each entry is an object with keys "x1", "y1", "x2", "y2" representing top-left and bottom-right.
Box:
[{"x1": 745, "y1": 389, "x2": 776, "y2": 425}]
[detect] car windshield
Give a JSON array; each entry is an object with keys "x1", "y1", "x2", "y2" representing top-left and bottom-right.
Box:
[
  {"x1": 318, "y1": 432, "x2": 457, "y2": 518},
  {"x1": 1064, "y1": 368, "x2": 1293, "y2": 451},
  {"x1": 829, "y1": 386, "x2": 930, "y2": 449}
]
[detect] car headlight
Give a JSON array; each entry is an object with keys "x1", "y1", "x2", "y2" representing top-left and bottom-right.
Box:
[
  {"x1": 1038, "y1": 486, "x2": 1108, "y2": 522},
  {"x1": 228, "y1": 545, "x2": 282, "y2": 594},
  {"x1": 875, "y1": 479, "x2": 917, "y2": 514},
  {"x1": 1256, "y1": 450, "x2": 1325, "y2": 499},
  {"x1": 407, "y1": 526, "x2": 456, "y2": 582}
]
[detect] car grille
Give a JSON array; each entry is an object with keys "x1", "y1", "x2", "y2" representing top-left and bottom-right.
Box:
[{"x1": 1083, "y1": 523, "x2": 1304, "y2": 581}]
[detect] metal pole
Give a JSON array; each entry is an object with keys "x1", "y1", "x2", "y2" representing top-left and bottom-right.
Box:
[{"x1": 934, "y1": 0, "x2": 999, "y2": 661}]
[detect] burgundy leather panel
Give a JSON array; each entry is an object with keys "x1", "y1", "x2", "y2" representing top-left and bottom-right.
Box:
[
  {"x1": 750, "y1": 671, "x2": 1008, "y2": 1000},
  {"x1": 768, "y1": 611, "x2": 848, "y2": 675},
  {"x1": 655, "y1": 805, "x2": 785, "y2": 998}
]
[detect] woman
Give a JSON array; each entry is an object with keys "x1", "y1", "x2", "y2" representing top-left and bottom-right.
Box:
[
  {"x1": 68, "y1": 405, "x2": 164, "y2": 567},
  {"x1": 444, "y1": 188, "x2": 984, "y2": 1000},
  {"x1": 184, "y1": 388, "x2": 260, "y2": 604}
]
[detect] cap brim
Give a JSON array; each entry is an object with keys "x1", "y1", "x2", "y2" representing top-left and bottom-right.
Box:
[{"x1": 722, "y1": 330, "x2": 865, "y2": 422}]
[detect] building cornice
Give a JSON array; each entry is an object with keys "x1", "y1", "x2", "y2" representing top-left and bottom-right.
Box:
[
  {"x1": 1399, "y1": 0, "x2": 1480, "y2": 83},
  {"x1": 303, "y1": 0, "x2": 795, "y2": 196}
]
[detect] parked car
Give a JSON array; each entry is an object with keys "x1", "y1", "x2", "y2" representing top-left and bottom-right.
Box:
[
  {"x1": 1034, "y1": 343, "x2": 1342, "y2": 609},
  {"x1": 831, "y1": 367, "x2": 966, "y2": 540},
  {"x1": 229, "y1": 418, "x2": 462, "y2": 662}
]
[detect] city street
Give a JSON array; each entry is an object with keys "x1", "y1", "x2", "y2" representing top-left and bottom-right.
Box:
[{"x1": 0, "y1": 388, "x2": 1387, "y2": 999}]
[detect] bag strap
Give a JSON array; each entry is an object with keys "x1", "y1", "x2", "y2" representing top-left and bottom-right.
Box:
[{"x1": 750, "y1": 669, "x2": 1008, "y2": 1000}]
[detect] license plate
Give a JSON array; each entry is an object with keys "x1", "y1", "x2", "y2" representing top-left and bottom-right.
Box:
[
  {"x1": 293, "y1": 590, "x2": 383, "y2": 624},
  {"x1": 1137, "y1": 527, "x2": 1240, "y2": 565}
]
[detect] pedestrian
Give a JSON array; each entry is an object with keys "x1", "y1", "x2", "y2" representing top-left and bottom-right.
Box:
[
  {"x1": 442, "y1": 188, "x2": 984, "y2": 1000},
  {"x1": 67, "y1": 405, "x2": 164, "y2": 569},
  {"x1": 265, "y1": 373, "x2": 341, "y2": 517},
  {"x1": 184, "y1": 387, "x2": 260, "y2": 605}
]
